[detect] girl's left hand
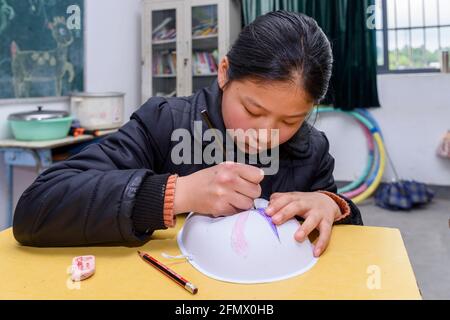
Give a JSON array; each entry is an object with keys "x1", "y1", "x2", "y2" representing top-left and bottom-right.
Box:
[{"x1": 265, "y1": 192, "x2": 342, "y2": 257}]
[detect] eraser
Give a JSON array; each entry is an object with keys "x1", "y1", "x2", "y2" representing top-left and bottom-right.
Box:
[{"x1": 71, "y1": 255, "x2": 95, "y2": 281}]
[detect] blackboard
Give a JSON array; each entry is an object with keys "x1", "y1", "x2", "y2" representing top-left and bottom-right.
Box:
[{"x1": 0, "y1": 0, "x2": 84, "y2": 99}]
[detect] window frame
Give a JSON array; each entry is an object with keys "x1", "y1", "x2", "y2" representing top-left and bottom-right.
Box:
[{"x1": 377, "y1": 0, "x2": 449, "y2": 74}]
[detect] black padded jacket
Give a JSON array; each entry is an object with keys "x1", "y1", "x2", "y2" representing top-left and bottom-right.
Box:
[{"x1": 13, "y1": 80, "x2": 363, "y2": 247}]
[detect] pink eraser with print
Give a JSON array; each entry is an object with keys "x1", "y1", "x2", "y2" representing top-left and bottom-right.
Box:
[{"x1": 71, "y1": 255, "x2": 95, "y2": 281}]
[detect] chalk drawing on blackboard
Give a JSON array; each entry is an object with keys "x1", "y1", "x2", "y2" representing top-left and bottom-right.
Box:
[
  {"x1": 28, "y1": 0, "x2": 57, "y2": 22},
  {"x1": 11, "y1": 16, "x2": 75, "y2": 98},
  {"x1": 0, "y1": 0, "x2": 14, "y2": 35},
  {"x1": 0, "y1": 0, "x2": 83, "y2": 99}
]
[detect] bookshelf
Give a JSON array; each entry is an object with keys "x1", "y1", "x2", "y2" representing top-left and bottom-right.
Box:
[{"x1": 142, "y1": 0, "x2": 241, "y2": 101}]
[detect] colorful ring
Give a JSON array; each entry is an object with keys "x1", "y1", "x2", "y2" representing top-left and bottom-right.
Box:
[{"x1": 314, "y1": 107, "x2": 386, "y2": 204}]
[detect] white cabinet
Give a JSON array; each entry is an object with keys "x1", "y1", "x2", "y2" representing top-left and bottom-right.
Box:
[{"x1": 142, "y1": 0, "x2": 241, "y2": 102}]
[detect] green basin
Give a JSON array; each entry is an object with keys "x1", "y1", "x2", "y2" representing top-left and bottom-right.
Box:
[{"x1": 9, "y1": 117, "x2": 73, "y2": 141}]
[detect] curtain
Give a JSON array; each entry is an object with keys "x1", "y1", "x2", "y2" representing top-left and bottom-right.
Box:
[{"x1": 241, "y1": 0, "x2": 380, "y2": 110}]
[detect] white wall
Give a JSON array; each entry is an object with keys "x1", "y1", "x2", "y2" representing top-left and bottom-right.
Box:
[
  {"x1": 315, "y1": 73, "x2": 450, "y2": 186},
  {"x1": 1, "y1": 0, "x2": 450, "y2": 230},
  {"x1": 84, "y1": 0, "x2": 142, "y2": 116},
  {"x1": 0, "y1": 0, "x2": 142, "y2": 230}
]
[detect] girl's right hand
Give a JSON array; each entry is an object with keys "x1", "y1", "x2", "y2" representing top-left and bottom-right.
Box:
[{"x1": 173, "y1": 162, "x2": 264, "y2": 216}]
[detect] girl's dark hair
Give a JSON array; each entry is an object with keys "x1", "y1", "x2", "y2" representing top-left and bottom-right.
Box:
[{"x1": 226, "y1": 10, "x2": 333, "y2": 103}]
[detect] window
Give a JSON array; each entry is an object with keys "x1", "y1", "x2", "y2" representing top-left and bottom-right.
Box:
[{"x1": 376, "y1": 0, "x2": 450, "y2": 73}]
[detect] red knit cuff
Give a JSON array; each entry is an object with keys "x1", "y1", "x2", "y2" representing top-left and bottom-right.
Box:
[
  {"x1": 317, "y1": 191, "x2": 351, "y2": 222},
  {"x1": 163, "y1": 174, "x2": 178, "y2": 228}
]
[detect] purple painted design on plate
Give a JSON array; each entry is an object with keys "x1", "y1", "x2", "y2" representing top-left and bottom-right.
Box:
[
  {"x1": 257, "y1": 208, "x2": 280, "y2": 241},
  {"x1": 231, "y1": 211, "x2": 251, "y2": 256}
]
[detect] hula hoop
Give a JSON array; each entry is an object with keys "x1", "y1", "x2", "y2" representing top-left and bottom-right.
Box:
[
  {"x1": 315, "y1": 107, "x2": 386, "y2": 204},
  {"x1": 343, "y1": 131, "x2": 381, "y2": 198},
  {"x1": 315, "y1": 107, "x2": 378, "y2": 193},
  {"x1": 338, "y1": 121, "x2": 375, "y2": 193},
  {"x1": 342, "y1": 124, "x2": 381, "y2": 198},
  {"x1": 316, "y1": 107, "x2": 375, "y2": 193},
  {"x1": 350, "y1": 110, "x2": 387, "y2": 203},
  {"x1": 351, "y1": 132, "x2": 386, "y2": 203}
]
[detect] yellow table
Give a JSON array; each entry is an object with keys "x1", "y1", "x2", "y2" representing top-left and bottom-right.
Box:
[{"x1": 0, "y1": 216, "x2": 421, "y2": 300}]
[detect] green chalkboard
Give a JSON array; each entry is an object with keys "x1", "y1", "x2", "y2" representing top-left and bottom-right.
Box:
[{"x1": 0, "y1": 0, "x2": 84, "y2": 99}]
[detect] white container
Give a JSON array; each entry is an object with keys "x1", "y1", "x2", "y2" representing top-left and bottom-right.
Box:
[{"x1": 70, "y1": 92, "x2": 125, "y2": 130}]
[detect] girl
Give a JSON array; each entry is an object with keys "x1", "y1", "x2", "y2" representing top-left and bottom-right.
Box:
[{"x1": 13, "y1": 11, "x2": 362, "y2": 256}]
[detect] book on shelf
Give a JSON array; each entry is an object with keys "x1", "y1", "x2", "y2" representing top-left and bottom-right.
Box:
[
  {"x1": 192, "y1": 6, "x2": 218, "y2": 37},
  {"x1": 153, "y1": 17, "x2": 172, "y2": 35},
  {"x1": 192, "y1": 25, "x2": 217, "y2": 37},
  {"x1": 192, "y1": 21, "x2": 218, "y2": 37},
  {"x1": 192, "y1": 50, "x2": 218, "y2": 76},
  {"x1": 153, "y1": 17, "x2": 177, "y2": 41},
  {"x1": 153, "y1": 50, "x2": 177, "y2": 76}
]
